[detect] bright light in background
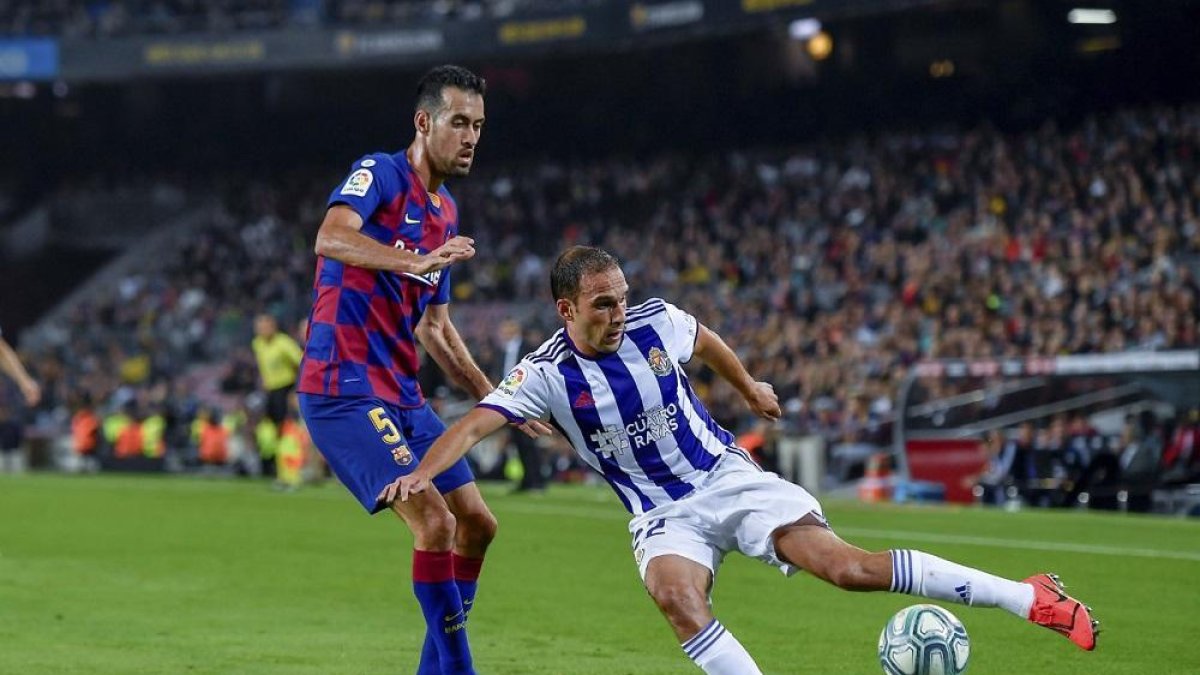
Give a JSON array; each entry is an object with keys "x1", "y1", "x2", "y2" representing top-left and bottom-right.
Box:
[
  {"x1": 789, "y1": 18, "x2": 821, "y2": 41},
  {"x1": 1068, "y1": 8, "x2": 1117, "y2": 24},
  {"x1": 930, "y1": 60, "x2": 955, "y2": 78},
  {"x1": 806, "y1": 30, "x2": 833, "y2": 61}
]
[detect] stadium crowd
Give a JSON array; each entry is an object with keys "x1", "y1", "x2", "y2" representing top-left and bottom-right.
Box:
[
  {"x1": 6, "y1": 104, "x2": 1200, "y2": 492},
  {"x1": 0, "y1": 0, "x2": 603, "y2": 37}
]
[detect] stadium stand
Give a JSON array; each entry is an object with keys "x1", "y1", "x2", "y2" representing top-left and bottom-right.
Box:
[{"x1": 9, "y1": 104, "x2": 1199, "y2": 505}]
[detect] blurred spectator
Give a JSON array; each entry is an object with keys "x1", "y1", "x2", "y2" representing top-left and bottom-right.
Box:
[
  {"x1": 964, "y1": 425, "x2": 1028, "y2": 506},
  {"x1": 1162, "y1": 408, "x2": 1200, "y2": 483},
  {"x1": 194, "y1": 407, "x2": 230, "y2": 466},
  {"x1": 70, "y1": 393, "x2": 101, "y2": 472},
  {"x1": 497, "y1": 319, "x2": 546, "y2": 493}
]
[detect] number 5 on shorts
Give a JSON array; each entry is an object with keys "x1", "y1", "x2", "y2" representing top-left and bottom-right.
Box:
[{"x1": 368, "y1": 407, "x2": 401, "y2": 445}]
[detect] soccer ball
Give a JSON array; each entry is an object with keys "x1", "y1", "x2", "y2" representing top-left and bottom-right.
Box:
[{"x1": 877, "y1": 604, "x2": 970, "y2": 675}]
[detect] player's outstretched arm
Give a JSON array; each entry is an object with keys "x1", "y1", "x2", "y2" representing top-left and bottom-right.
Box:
[
  {"x1": 692, "y1": 323, "x2": 780, "y2": 421},
  {"x1": 378, "y1": 406, "x2": 511, "y2": 504},
  {"x1": 314, "y1": 205, "x2": 475, "y2": 275},
  {"x1": 0, "y1": 336, "x2": 40, "y2": 406}
]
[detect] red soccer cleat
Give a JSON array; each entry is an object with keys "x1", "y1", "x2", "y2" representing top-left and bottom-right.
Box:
[{"x1": 1024, "y1": 573, "x2": 1100, "y2": 651}]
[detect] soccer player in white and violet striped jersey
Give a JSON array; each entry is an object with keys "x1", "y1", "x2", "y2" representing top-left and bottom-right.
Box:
[{"x1": 381, "y1": 246, "x2": 1099, "y2": 673}]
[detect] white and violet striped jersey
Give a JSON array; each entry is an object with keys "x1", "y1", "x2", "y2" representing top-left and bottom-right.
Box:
[{"x1": 479, "y1": 298, "x2": 746, "y2": 515}]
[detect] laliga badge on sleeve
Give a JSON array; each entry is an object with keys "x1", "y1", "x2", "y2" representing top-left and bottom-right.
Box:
[
  {"x1": 340, "y1": 168, "x2": 374, "y2": 197},
  {"x1": 497, "y1": 366, "x2": 527, "y2": 397}
]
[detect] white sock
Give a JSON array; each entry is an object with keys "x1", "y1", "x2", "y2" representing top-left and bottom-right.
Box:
[
  {"x1": 681, "y1": 619, "x2": 763, "y2": 675},
  {"x1": 889, "y1": 549, "x2": 1034, "y2": 618}
]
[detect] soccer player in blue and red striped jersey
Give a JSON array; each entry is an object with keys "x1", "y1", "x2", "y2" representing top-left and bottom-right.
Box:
[{"x1": 297, "y1": 65, "x2": 551, "y2": 675}]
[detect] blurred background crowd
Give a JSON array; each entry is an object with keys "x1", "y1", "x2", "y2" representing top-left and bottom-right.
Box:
[{"x1": 1, "y1": 0, "x2": 1198, "y2": 511}]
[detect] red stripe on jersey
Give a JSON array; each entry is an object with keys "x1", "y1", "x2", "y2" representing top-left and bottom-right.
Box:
[
  {"x1": 299, "y1": 359, "x2": 328, "y2": 395},
  {"x1": 342, "y1": 266, "x2": 376, "y2": 293},
  {"x1": 391, "y1": 332, "x2": 418, "y2": 373},
  {"x1": 335, "y1": 325, "x2": 370, "y2": 363},
  {"x1": 311, "y1": 287, "x2": 339, "y2": 325},
  {"x1": 375, "y1": 192, "x2": 408, "y2": 229},
  {"x1": 367, "y1": 365, "x2": 401, "y2": 402}
]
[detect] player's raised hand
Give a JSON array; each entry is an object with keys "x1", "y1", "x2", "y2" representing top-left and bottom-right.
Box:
[
  {"x1": 513, "y1": 419, "x2": 555, "y2": 439},
  {"x1": 745, "y1": 381, "x2": 781, "y2": 421}
]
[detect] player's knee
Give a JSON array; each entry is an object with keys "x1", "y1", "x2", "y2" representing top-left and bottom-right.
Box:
[
  {"x1": 414, "y1": 508, "x2": 458, "y2": 549},
  {"x1": 647, "y1": 580, "x2": 708, "y2": 631},
  {"x1": 457, "y1": 508, "x2": 498, "y2": 547}
]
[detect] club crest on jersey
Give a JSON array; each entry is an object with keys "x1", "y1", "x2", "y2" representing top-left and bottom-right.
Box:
[
  {"x1": 391, "y1": 445, "x2": 414, "y2": 466},
  {"x1": 497, "y1": 366, "x2": 526, "y2": 397},
  {"x1": 647, "y1": 347, "x2": 672, "y2": 376},
  {"x1": 340, "y1": 168, "x2": 373, "y2": 197},
  {"x1": 393, "y1": 239, "x2": 443, "y2": 286}
]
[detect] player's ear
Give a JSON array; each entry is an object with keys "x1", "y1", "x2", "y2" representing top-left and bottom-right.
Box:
[
  {"x1": 556, "y1": 298, "x2": 573, "y2": 322},
  {"x1": 414, "y1": 108, "x2": 431, "y2": 135}
]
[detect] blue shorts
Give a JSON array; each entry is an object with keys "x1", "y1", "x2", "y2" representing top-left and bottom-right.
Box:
[{"x1": 299, "y1": 393, "x2": 475, "y2": 514}]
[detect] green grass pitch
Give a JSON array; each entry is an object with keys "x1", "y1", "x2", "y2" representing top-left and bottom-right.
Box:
[{"x1": 2, "y1": 474, "x2": 1198, "y2": 673}]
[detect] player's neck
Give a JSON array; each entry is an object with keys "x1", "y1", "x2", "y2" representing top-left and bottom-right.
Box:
[
  {"x1": 405, "y1": 145, "x2": 445, "y2": 194},
  {"x1": 565, "y1": 326, "x2": 601, "y2": 359}
]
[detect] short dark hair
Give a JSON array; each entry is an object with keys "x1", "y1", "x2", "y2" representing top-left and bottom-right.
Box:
[
  {"x1": 415, "y1": 65, "x2": 486, "y2": 113},
  {"x1": 551, "y1": 246, "x2": 620, "y2": 301}
]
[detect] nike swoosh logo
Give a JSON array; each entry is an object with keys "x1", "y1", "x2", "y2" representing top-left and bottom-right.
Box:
[
  {"x1": 443, "y1": 611, "x2": 463, "y2": 622},
  {"x1": 405, "y1": 214, "x2": 420, "y2": 224}
]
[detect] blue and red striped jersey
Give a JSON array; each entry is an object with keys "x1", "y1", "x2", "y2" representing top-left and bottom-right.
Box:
[{"x1": 298, "y1": 151, "x2": 459, "y2": 407}]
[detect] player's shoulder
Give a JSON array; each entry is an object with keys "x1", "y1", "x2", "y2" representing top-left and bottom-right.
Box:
[
  {"x1": 350, "y1": 152, "x2": 403, "y2": 177},
  {"x1": 625, "y1": 297, "x2": 671, "y2": 327},
  {"x1": 523, "y1": 329, "x2": 571, "y2": 368},
  {"x1": 350, "y1": 152, "x2": 407, "y2": 183}
]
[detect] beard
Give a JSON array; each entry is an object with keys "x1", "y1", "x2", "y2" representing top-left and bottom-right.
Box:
[{"x1": 439, "y1": 154, "x2": 473, "y2": 177}]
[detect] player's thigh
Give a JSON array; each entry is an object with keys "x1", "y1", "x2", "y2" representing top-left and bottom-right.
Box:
[
  {"x1": 718, "y1": 469, "x2": 828, "y2": 574},
  {"x1": 299, "y1": 393, "x2": 420, "y2": 513},
  {"x1": 771, "y1": 518, "x2": 865, "y2": 581},
  {"x1": 629, "y1": 510, "x2": 721, "y2": 583},
  {"x1": 399, "y1": 403, "x2": 475, "y2": 494}
]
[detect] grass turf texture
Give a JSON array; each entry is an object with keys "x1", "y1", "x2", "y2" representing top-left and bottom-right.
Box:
[{"x1": 1, "y1": 474, "x2": 1197, "y2": 673}]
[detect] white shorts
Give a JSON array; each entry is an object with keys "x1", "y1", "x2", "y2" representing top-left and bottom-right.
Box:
[{"x1": 627, "y1": 452, "x2": 826, "y2": 580}]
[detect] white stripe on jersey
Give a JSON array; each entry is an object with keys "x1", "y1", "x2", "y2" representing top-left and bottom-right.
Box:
[{"x1": 480, "y1": 299, "x2": 740, "y2": 516}]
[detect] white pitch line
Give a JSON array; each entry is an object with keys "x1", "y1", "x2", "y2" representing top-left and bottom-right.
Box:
[
  {"x1": 496, "y1": 502, "x2": 1200, "y2": 563},
  {"x1": 837, "y1": 527, "x2": 1200, "y2": 563}
]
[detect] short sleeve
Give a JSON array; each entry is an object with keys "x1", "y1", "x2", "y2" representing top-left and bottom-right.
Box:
[
  {"x1": 327, "y1": 154, "x2": 400, "y2": 223},
  {"x1": 477, "y1": 361, "x2": 551, "y2": 424},
  {"x1": 430, "y1": 267, "x2": 452, "y2": 305},
  {"x1": 660, "y1": 300, "x2": 700, "y2": 364}
]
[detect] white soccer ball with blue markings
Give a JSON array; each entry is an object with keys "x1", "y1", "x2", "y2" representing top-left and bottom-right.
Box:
[{"x1": 878, "y1": 604, "x2": 970, "y2": 675}]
